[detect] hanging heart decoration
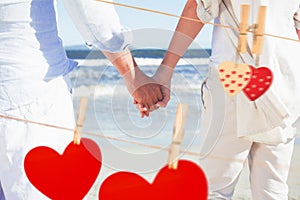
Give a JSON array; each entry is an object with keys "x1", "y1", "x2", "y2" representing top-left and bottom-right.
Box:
[
  {"x1": 24, "y1": 138, "x2": 101, "y2": 200},
  {"x1": 242, "y1": 65, "x2": 273, "y2": 101},
  {"x1": 98, "y1": 160, "x2": 208, "y2": 200},
  {"x1": 218, "y1": 61, "x2": 252, "y2": 96}
]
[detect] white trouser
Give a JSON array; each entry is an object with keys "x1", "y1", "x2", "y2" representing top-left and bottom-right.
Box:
[
  {"x1": 199, "y1": 78, "x2": 295, "y2": 200},
  {"x1": 0, "y1": 76, "x2": 75, "y2": 199}
]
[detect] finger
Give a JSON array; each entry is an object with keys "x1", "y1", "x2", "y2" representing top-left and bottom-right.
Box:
[
  {"x1": 140, "y1": 111, "x2": 145, "y2": 118},
  {"x1": 159, "y1": 95, "x2": 170, "y2": 107},
  {"x1": 155, "y1": 86, "x2": 163, "y2": 102},
  {"x1": 136, "y1": 103, "x2": 148, "y2": 112},
  {"x1": 149, "y1": 104, "x2": 160, "y2": 112},
  {"x1": 156, "y1": 88, "x2": 170, "y2": 108},
  {"x1": 139, "y1": 104, "x2": 148, "y2": 112},
  {"x1": 146, "y1": 87, "x2": 158, "y2": 106},
  {"x1": 156, "y1": 101, "x2": 166, "y2": 108}
]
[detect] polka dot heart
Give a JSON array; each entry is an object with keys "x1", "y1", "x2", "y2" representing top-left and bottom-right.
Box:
[
  {"x1": 218, "y1": 61, "x2": 252, "y2": 96},
  {"x1": 243, "y1": 65, "x2": 273, "y2": 101}
]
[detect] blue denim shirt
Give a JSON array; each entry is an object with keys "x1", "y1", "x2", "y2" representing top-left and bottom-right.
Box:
[{"x1": 0, "y1": 0, "x2": 131, "y2": 111}]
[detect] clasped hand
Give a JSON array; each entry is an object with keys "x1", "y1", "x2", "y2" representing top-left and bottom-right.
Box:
[{"x1": 123, "y1": 65, "x2": 173, "y2": 117}]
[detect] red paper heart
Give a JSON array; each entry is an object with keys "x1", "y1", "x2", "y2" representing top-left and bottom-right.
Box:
[
  {"x1": 24, "y1": 138, "x2": 101, "y2": 200},
  {"x1": 99, "y1": 160, "x2": 208, "y2": 200},
  {"x1": 243, "y1": 66, "x2": 273, "y2": 101}
]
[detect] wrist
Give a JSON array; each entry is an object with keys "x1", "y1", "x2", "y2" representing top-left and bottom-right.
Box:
[
  {"x1": 122, "y1": 67, "x2": 153, "y2": 95},
  {"x1": 154, "y1": 64, "x2": 174, "y2": 85}
]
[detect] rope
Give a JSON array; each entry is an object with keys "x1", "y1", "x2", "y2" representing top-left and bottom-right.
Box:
[
  {"x1": 0, "y1": 114, "x2": 200, "y2": 157},
  {"x1": 95, "y1": 0, "x2": 300, "y2": 43}
]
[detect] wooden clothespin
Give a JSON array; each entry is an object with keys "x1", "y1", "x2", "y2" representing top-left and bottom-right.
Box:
[
  {"x1": 238, "y1": 4, "x2": 250, "y2": 53},
  {"x1": 168, "y1": 103, "x2": 189, "y2": 170},
  {"x1": 73, "y1": 97, "x2": 89, "y2": 145},
  {"x1": 251, "y1": 6, "x2": 267, "y2": 64}
]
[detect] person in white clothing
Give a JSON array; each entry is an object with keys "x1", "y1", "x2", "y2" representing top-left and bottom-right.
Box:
[
  {"x1": 0, "y1": 0, "x2": 162, "y2": 199},
  {"x1": 143, "y1": 0, "x2": 300, "y2": 199}
]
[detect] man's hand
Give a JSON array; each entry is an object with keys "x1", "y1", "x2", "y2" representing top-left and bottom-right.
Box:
[{"x1": 123, "y1": 66, "x2": 163, "y2": 117}]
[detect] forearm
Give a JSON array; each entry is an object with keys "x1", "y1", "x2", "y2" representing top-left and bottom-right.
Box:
[
  {"x1": 161, "y1": 0, "x2": 204, "y2": 69},
  {"x1": 102, "y1": 50, "x2": 136, "y2": 76},
  {"x1": 102, "y1": 50, "x2": 147, "y2": 95},
  {"x1": 297, "y1": 29, "x2": 300, "y2": 40}
]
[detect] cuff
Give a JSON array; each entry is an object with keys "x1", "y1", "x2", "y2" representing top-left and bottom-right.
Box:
[
  {"x1": 294, "y1": 18, "x2": 300, "y2": 30},
  {"x1": 294, "y1": 7, "x2": 300, "y2": 30},
  {"x1": 87, "y1": 26, "x2": 133, "y2": 53},
  {"x1": 195, "y1": 0, "x2": 220, "y2": 23}
]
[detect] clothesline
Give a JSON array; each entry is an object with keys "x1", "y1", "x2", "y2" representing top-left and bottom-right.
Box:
[
  {"x1": 0, "y1": 113, "x2": 252, "y2": 164},
  {"x1": 0, "y1": 112, "x2": 299, "y2": 161},
  {"x1": 0, "y1": 113, "x2": 199, "y2": 156},
  {"x1": 95, "y1": 0, "x2": 300, "y2": 43}
]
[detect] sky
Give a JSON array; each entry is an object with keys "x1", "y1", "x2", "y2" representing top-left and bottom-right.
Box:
[{"x1": 56, "y1": 0, "x2": 213, "y2": 49}]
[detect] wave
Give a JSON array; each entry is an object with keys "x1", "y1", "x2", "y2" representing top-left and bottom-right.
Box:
[
  {"x1": 74, "y1": 57, "x2": 210, "y2": 67},
  {"x1": 72, "y1": 83, "x2": 202, "y2": 98}
]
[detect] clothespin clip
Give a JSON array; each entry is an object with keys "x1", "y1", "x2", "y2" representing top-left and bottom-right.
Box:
[
  {"x1": 251, "y1": 6, "x2": 267, "y2": 66},
  {"x1": 168, "y1": 103, "x2": 188, "y2": 170},
  {"x1": 73, "y1": 97, "x2": 88, "y2": 145},
  {"x1": 238, "y1": 4, "x2": 250, "y2": 53}
]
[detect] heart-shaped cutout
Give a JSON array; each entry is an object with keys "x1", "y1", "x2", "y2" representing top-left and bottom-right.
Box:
[
  {"x1": 24, "y1": 138, "x2": 101, "y2": 200},
  {"x1": 218, "y1": 61, "x2": 252, "y2": 96},
  {"x1": 99, "y1": 160, "x2": 208, "y2": 200},
  {"x1": 243, "y1": 66, "x2": 273, "y2": 101}
]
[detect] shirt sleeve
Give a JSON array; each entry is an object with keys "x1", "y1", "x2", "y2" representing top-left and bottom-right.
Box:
[
  {"x1": 194, "y1": 0, "x2": 222, "y2": 22},
  {"x1": 62, "y1": 0, "x2": 132, "y2": 52},
  {"x1": 294, "y1": 5, "x2": 300, "y2": 30}
]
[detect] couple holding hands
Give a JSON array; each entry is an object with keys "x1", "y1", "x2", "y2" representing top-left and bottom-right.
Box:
[{"x1": 1, "y1": 0, "x2": 300, "y2": 199}]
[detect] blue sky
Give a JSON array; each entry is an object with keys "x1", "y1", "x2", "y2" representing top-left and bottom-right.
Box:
[{"x1": 56, "y1": 0, "x2": 213, "y2": 48}]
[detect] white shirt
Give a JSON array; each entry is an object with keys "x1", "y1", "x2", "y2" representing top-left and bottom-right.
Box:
[
  {"x1": 196, "y1": 0, "x2": 300, "y2": 143},
  {"x1": 0, "y1": 0, "x2": 131, "y2": 111}
]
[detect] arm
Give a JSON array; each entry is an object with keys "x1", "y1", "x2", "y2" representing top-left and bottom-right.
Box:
[
  {"x1": 62, "y1": 0, "x2": 162, "y2": 113},
  {"x1": 161, "y1": 0, "x2": 205, "y2": 69},
  {"x1": 153, "y1": 0, "x2": 205, "y2": 107}
]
